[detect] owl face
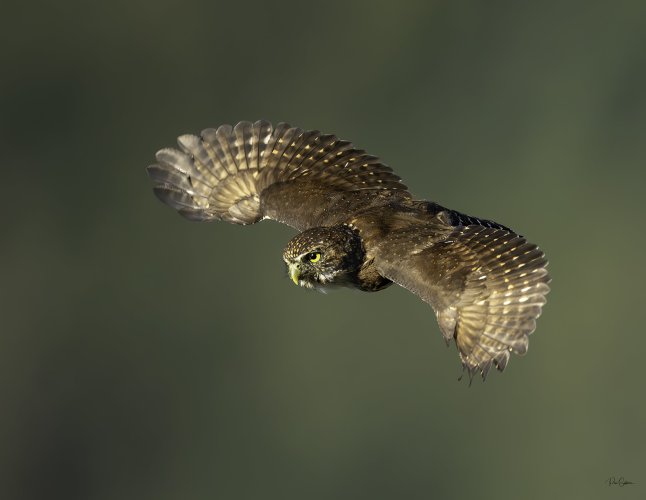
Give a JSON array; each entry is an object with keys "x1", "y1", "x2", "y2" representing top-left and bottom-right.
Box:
[{"x1": 282, "y1": 226, "x2": 364, "y2": 289}]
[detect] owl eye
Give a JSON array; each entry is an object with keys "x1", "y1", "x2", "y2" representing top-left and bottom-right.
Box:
[{"x1": 306, "y1": 252, "x2": 321, "y2": 263}]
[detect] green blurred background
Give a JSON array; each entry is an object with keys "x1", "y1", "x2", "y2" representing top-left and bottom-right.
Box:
[{"x1": 1, "y1": 1, "x2": 644, "y2": 499}]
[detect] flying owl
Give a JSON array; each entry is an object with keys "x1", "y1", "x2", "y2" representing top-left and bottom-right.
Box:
[{"x1": 147, "y1": 120, "x2": 550, "y2": 380}]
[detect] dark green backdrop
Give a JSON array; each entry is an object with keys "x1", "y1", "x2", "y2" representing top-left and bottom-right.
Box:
[{"x1": 2, "y1": 1, "x2": 644, "y2": 499}]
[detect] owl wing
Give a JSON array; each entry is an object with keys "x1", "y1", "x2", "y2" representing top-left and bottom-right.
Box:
[
  {"x1": 147, "y1": 121, "x2": 410, "y2": 230},
  {"x1": 372, "y1": 219, "x2": 550, "y2": 379}
]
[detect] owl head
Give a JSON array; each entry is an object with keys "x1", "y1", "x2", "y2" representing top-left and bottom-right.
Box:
[{"x1": 282, "y1": 226, "x2": 364, "y2": 289}]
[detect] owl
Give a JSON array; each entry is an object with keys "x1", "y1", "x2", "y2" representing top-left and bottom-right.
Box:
[{"x1": 147, "y1": 121, "x2": 550, "y2": 380}]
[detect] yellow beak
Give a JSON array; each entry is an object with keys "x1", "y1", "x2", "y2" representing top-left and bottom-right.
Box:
[{"x1": 289, "y1": 264, "x2": 300, "y2": 286}]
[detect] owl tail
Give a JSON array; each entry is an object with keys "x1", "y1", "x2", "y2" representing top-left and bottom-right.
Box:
[
  {"x1": 146, "y1": 121, "x2": 279, "y2": 224},
  {"x1": 448, "y1": 226, "x2": 551, "y2": 380}
]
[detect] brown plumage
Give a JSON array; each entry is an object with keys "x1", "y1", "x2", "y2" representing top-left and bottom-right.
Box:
[{"x1": 147, "y1": 120, "x2": 550, "y2": 380}]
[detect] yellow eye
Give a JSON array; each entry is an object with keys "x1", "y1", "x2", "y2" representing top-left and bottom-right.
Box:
[{"x1": 307, "y1": 252, "x2": 321, "y2": 263}]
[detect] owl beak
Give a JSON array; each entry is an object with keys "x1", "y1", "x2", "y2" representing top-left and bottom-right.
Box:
[{"x1": 288, "y1": 263, "x2": 300, "y2": 286}]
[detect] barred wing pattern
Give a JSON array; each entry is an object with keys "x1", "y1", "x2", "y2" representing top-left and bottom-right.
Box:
[
  {"x1": 147, "y1": 120, "x2": 550, "y2": 380},
  {"x1": 374, "y1": 225, "x2": 550, "y2": 379},
  {"x1": 147, "y1": 121, "x2": 410, "y2": 230}
]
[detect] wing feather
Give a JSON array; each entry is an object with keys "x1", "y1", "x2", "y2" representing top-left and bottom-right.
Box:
[
  {"x1": 374, "y1": 224, "x2": 550, "y2": 379},
  {"x1": 147, "y1": 120, "x2": 410, "y2": 229}
]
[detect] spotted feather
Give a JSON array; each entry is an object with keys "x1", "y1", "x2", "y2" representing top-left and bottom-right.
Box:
[
  {"x1": 373, "y1": 224, "x2": 550, "y2": 379},
  {"x1": 147, "y1": 120, "x2": 551, "y2": 382},
  {"x1": 148, "y1": 120, "x2": 410, "y2": 228}
]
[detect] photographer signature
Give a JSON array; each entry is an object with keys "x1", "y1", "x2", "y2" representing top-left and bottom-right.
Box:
[{"x1": 607, "y1": 476, "x2": 635, "y2": 487}]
